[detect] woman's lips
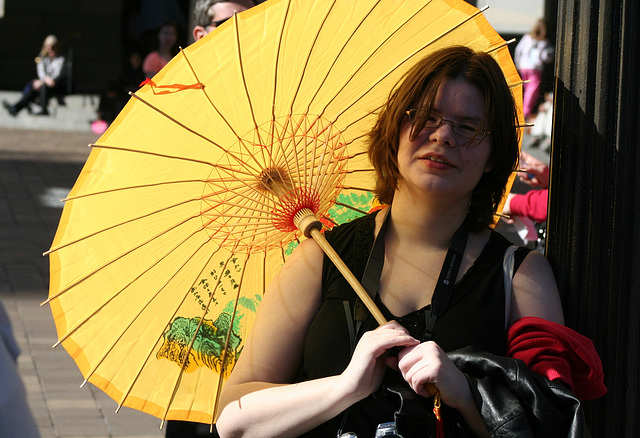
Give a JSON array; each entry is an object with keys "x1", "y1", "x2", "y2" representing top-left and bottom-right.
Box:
[{"x1": 420, "y1": 154, "x2": 455, "y2": 169}]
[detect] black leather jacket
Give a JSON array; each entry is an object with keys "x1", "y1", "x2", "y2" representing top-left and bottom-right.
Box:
[
  {"x1": 382, "y1": 347, "x2": 589, "y2": 437},
  {"x1": 449, "y1": 347, "x2": 590, "y2": 437}
]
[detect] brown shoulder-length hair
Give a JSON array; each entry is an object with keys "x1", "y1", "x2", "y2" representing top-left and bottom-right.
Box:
[{"x1": 367, "y1": 45, "x2": 520, "y2": 231}]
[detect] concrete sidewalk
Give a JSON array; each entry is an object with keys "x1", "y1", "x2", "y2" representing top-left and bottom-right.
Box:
[
  {"x1": 0, "y1": 126, "x2": 165, "y2": 437},
  {"x1": 0, "y1": 91, "x2": 98, "y2": 133}
]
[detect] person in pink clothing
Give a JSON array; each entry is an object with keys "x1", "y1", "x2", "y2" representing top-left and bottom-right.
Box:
[
  {"x1": 506, "y1": 188, "x2": 548, "y2": 223},
  {"x1": 514, "y1": 19, "x2": 554, "y2": 120},
  {"x1": 503, "y1": 151, "x2": 550, "y2": 223},
  {"x1": 142, "y1": 21, "x2": 179, "y2": 77}
]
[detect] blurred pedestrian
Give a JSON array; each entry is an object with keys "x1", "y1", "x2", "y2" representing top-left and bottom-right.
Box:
[
  {"x1": 142, "y1": 21, "x2": 180, "y2": 78},
  {"x1": 120, "y1": 48, "x2": 147, "y2": 95},
  {"x1": 137, "y1": 0, "x2": 187, "y2": 53},
  {"x1": 528, "y1": 91, "x2": 554, "y2": 151},
  {"x1": 93, "y1": 48, "x2": 146, "y2": 134},
  {"x1": 514, "y1": 19, "x2": 554, "y2": 121},
  {"x1": 0, "y1": 299, "x2": 40, "y2": 438},
  {"x1": 3, "y1": 35, "x2": 67, "y2": 117},
  {"x1": 517, "y1": 150, "x2": 549, "y2": 190},
  {"x1": 502, "y1": 151, "x2": 550, "y2": 224},
  {"x1": 503, "y1": 190, "x2": 548, "y2": 224}
]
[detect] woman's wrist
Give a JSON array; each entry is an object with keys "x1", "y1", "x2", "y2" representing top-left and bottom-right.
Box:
[{"x1": 335, "y1": 371, "x2": 375, "y2": 406}]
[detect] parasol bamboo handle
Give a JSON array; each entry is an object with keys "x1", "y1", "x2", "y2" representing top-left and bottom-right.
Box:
[
  {"x1": 297, "y1": 211, "x2": 437, "y2": 396},
  {"x1": 311, "y1": 228, "x2": 438, "y2": 396},
  {"x1": 307, "y1": 227, "x2": 388, "y2": 326}
]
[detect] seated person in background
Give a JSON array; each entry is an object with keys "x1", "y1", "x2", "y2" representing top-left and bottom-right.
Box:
[
  {"x1": 119, "y1": 49, "x2": 147, "y2": 95},
  {"x1": 3, "y1": 34, "x2": 67, "y2": 116}
]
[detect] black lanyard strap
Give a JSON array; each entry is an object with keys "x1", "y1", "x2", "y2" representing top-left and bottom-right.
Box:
[
  {"x1": 423, "y1": 223, "x2": 468, "y2": 340},
  {"x1": 360, "y1": 209, "x2": 469, "y2": 341},
  {"x1": 361, "y1": 209, "x2": 392, "y2": 298},
  {"x1": 430, "y1": 223, "x2": 468, "y2": 316}
]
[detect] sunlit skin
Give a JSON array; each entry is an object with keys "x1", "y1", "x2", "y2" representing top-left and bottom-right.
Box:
[
  {"x1": 216, "y1": 65, "x2": 563, "y2": 438},
  {"x1": 395, "y1": 77, "x2": 493, "y2": 209}
]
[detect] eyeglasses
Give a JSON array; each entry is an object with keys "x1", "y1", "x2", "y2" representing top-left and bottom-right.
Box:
[
  {"x1": 206, "y1": 17, "x2": 231, "y2": 28},
  {"x1": 405, "y1": 109, "x2": 490, "y2": 141}
]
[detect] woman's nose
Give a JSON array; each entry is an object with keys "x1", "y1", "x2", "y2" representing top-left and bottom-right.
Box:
[{"x1": 429, "y1": 121, "x2": 457, "y2": 147}]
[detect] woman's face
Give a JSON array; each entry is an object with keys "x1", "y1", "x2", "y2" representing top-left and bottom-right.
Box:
[
  {"x1": 44, "y1": 42, "x2": 57, "y2": 57},
  {"x1": 396, "y1": 77, "x2": 493, "y2": 203},
  {"x1": 159, "y1": 25, "x2": 177, "y2": 49}
]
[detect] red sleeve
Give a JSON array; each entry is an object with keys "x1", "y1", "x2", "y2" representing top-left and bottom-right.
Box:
[
  {"x1": 509, "y1": 189, "x2": 548, "y2": 222},
  {"x1": 506, "y1": 316, "x2": 607, "y2": 401}
]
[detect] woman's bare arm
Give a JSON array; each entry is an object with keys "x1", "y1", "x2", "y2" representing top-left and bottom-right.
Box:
[
  {"x1": 510, "y1": 250, "x2": 565, "y2": 326},
  {"x1": 216, "y1": 238, "x2": 419, "y2": 437}
]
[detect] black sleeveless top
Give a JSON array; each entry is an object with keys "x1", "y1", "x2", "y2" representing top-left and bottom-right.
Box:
[{"x1": 298, "y1": 212, "x2": 529, "y2": 437}]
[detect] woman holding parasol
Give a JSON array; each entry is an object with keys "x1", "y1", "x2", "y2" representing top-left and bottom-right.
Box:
[{"x1": 215, "y1": 45, "x2": 601, "y2": 437}]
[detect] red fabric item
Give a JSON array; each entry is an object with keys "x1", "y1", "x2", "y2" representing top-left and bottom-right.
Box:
[
  {"x1": 139, "y1": 78, "x2": 204, "y2": 94},
  {"x1": 509, "y1": 189, "x2": 548, "y2": 222},
  {"x1": 506, "y1": 316, "x2": 606, "y2": 401}
]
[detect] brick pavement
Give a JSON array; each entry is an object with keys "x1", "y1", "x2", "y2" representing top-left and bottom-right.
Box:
[{"x1": 0, "y1": 127, "x2": 164, "y2": 437}]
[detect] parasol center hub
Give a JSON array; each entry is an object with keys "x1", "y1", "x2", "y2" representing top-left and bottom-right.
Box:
[
  {"x1": 271, "y1": 186, "x2": 321, "y2": 233},
  {"x1": 257, "y1": 166, "x2": 292, "y2": 198},
  {"x1": 201, "y1": 113, "x2": 350, "y2": 252},
  {"x1": 293, "y1": 208, "x2": 322, "y2": 238}
]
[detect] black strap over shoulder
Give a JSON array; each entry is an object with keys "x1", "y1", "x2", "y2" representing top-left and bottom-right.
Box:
[
  {"x1": 360, "y1": 209, "x2": 391, "y2": 298},
  {"x1": 359, "y1": 209, "x2": 468, "y2": 341}
]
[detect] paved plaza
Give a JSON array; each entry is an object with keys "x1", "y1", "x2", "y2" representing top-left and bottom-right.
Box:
[{"x1": 0, "y1": 98, "x2": 166, "y2": 437}]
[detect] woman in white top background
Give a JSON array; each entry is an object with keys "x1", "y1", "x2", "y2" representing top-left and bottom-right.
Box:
[
  {"x1": 514, "y1": 19, "x2": 555, "y2": 121},
  {"x1": 2, "y1": 34, "x2": 67, "y2": 117}
]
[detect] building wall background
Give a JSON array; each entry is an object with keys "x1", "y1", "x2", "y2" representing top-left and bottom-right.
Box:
[
  {"x1": 0, "y1": 0, "x2": 191, "y2": 94},
  {"x1": 0, "y1": 0, "x2": 536, "y2": 96}
]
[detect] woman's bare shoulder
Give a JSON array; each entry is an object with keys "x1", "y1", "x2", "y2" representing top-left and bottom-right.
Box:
[
  {"x1": 223, "y1": 238, "x2": 325, "y2": 388},
  {"x1": 511, "y1": 250, "x2": 565, "y2": 325}
]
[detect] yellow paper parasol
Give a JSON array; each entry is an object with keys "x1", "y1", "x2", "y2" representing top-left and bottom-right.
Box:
[{"x1": 46, "y1": 0, "x2": 523, "y2": 426}]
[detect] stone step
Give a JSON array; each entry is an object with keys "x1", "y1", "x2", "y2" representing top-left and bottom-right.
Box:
[{"x1": 0, "y1": 90, "x2": 100, "y2": 133}]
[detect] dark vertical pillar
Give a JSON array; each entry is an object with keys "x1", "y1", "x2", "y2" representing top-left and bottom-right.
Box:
[
  {"x1": 548, "y1": 0, "x2": 640, "y2": 435},
  {"x1": 544, "y1": 0, "x2": 558, "y2": 41}
]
